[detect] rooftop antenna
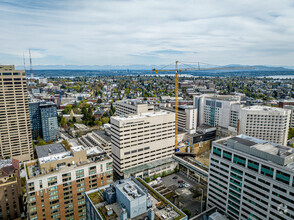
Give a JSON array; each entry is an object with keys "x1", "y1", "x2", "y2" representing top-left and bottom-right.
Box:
[
  {"x1": 23, "y1": 52, "x2": 26, "y2": 71},
  {"x1": 29, "y1": 49, "x2": 33, "y2": 81}
]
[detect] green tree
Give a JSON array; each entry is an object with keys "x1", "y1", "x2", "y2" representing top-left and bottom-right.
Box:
[
  {"x1": 145, "y1": 177, "x2": 151, "y2": 183},
  {"x1": 60, "y1": 117, "x2": 67, "y2": 126},
  {"x1": 63, "y1": 105, "x2": 72, "y2": 114},
  {"x1": 102, "y1": 117, "x2": 110, "y2": 124},
  {"x1": 97, "y1": 98, "x2": 103, "y2": 104},
  {"x1": 162, "y1": 171, "x2": 166, "y2": 177},
  {"x1": 288, "y1": 128, "x2": 294, "y2": 139},
  {"x1": 182, "y1": 209, "x2": 191, "y2": 218},
  {"x1": 37, "y1": 139, "x2": 47, "y2": 146}
]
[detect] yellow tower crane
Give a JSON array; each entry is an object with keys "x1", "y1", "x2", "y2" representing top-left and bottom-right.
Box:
[{"x1": 153, "y1": 61, "x2": 254, "y2": 149}]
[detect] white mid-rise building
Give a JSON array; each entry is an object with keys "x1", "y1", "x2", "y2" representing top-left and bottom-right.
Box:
[
  {"x1": 284, "y1": 105, "x2": 294, "y2": 128},
  {"x1": 114, "y1": 99, "x2": 154, "y2": 116},
  {"x1": 239, "y1": 106, "x2": 290, "y2": 145},
  {"x1": 160, "y1": 104, "x2": 197, "y2": 133},
  {"x1": 111, "y1": 111, "x2": 176, "y2": 178},
  {"x1": 194, "y1": 94, "x2": 241, "y2": 129},
  {"x1": 208, "y1": 135, "x2": 294, "y2": 220}
]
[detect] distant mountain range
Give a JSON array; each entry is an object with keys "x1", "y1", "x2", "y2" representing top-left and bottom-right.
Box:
[
  {"x1": 15, "y1": 64, "x2": 294, "y2": 71},
  {"x1": 15, "y1": 64, "x2": 294, "y2": 77}
]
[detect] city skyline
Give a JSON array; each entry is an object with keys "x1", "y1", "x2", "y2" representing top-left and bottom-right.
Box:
[{"x1": 1, "y1": 0, "x2": 294, "y2": 66}]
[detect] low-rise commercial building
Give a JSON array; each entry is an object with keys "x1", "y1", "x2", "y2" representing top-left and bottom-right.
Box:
[{"x1": 79, "y1": 130, "x2": 112, "y2": 155}]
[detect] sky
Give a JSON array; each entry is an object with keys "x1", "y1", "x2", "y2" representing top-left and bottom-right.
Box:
[{"x1": 0, "y1": 0, "x2": 294, "y2": 67}]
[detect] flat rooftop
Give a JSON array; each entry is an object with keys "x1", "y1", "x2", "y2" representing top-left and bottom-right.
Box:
[
  {"x1": 216, "y1": 135, "x2": 294, "y2": 168},
  {"x1": 242, "y1": 105, "x2": 289, "y2": 113},
  {"x1": 86, "y1": 177, "x2": 186, "y2": 220},
  {"x1": 112, "y1": 110, "x2": 174, "y2": 121},
  {"x1": 36, "y1": 143, "x2": 67, "y2": 158},
  {"x1": 93, "y1": 130, "x2": 111, "y2": 142}
]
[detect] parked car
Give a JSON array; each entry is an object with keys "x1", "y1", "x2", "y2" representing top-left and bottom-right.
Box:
[
  {"x1": 179, "y1": 184, "x2": 185, "y2": 188},
  {"x1": 172, "y1": 176, "x2": 178, "y2": 179},
  {"x1": 178, "y1": 180, "x2": 183, "y2": 183}
]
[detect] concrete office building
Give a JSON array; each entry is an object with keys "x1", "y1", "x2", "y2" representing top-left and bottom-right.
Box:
[
  {"x1": 0, "y1": 65, "x2": 33, "y2": 161},
  {"x1": 239, "y1": 106, "x2": 290, "y2": 145},
  {"x1": 283, "y1": 105, "x2": 294, "y2": 128},
  {"x1": 194, "y1": 94, "x2": 241, "y2": 129},
  {"x1": 29, "y1": 101, "x2": 59, "y2": 142},
  {"x1": 160, "y1": 104, "x2": 197, "y2": 133},
  {"x1": 207, "y1": 135, "x2": 294, "y2": 220},
  {"x1": 111, "y1": 111, "x2": 177, "y2": 178},
  {"x1": 25, "y1": 143, "x2": 113, "y2": 220},
  {"x1": 114, "y1": 99, "x2": 154, "y2": 116},
  {"x1": 0, "y1": 159, "x2": 22, "y2": 220}
]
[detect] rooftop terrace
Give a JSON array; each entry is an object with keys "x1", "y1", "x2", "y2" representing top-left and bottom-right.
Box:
[{"x1": 26, "y1": 144, "x2": 110, "y2": 179}]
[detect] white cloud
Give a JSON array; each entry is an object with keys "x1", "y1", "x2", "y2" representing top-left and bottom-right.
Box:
[{"x1": 0, "y1": 0, "x2": 293, "y2": 66}]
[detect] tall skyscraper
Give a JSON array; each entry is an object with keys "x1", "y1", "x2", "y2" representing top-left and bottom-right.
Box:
[
  {"x1": 29, "y1": 101, "x2": 59, "y2": 142},
  {"x1": 239, "y1": 106, "x2": 290, "y2": 145},
  {"x1": 0, "y1": 65, "x2": 33, "y2": 161},
  {"x1": 207, "y1": 135, "x2": 294, "y2": 220},
  {"x1": 111, "y1": 111, "x2": 177, "y2": 178}
]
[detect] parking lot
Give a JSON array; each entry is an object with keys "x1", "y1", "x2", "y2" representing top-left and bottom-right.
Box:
[{"x1": 161, "y1": 172, "x2": 203, "y2": 217}]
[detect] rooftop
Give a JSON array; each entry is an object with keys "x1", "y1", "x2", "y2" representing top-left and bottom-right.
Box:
[
  {"x1": 26, "y1": 143, "x2": 110, "y2": 179},
  {"x1": 86, "y1": 177, "x2": 186, "y2": 220},
  {"x1": 216, "y1": 135, "x2": 294, "y2": 169},
  {"x1": 93, "y1": 130, "x2": 111, "y2": 142},
  {"x1": 36, "y1": 143, "x2": 67, "y2": 158},
  {"x1": 242, "y1": 105, "x2": 289, "y2": 113},
  {"x1": 112, "y1": 110, "x2": 174, "y2": 121}
]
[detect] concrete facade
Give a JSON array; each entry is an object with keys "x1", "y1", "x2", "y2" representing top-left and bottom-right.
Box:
[
  {"x1": 114, "y1": 100, "x2": 154, "y2": 116},
  {"x1": 0, "y1": 65, "x2": 33, "y2": 161},
  {"x1": 239, "y1": 106, "x2": 290, "y2": 145},
  {"x1": 194, "y1": 94, "x2": 241, "y2": 129},
  {"x1": 207, "y1": 135, "x2": 294, "y2": 220},
  {"x1": 111, "y1": 111, "x2": 175, "y2": 178}
]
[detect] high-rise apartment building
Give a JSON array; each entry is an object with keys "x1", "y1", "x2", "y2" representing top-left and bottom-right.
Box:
[
  {"x1": 114, "y1": 99, "x2": 154, "y2": 116},
  {"x1": 239, "y1": 106, "x2": 290, "y2": 145},
  {"x1": 194, "y1": 94, "x2": 241, "y2": 129},
  {"x1": 207, "y1": 135, "x2": 294, "y2": 220},
  {"x1": 0, "y1": 159, "x2": 22, "y2": 220},
  {"x1": 111, "y1": 111, "x2": 177, "y2": 178},
  {"x1": 29, "y1": 101, "x2": 59, "y2": 142},
  {"x1": 25, "y1": 143, "x2": 113, "y2": 220},
  {"x1": 0, "y1": 65, "x2": 33, "y2": 161}
]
